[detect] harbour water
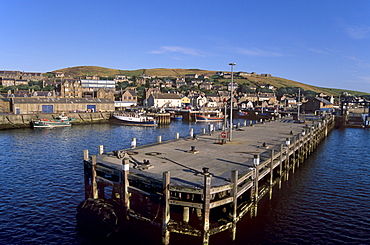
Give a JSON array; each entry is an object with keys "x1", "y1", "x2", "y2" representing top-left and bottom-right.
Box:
[{"x1": 0, "y1": 121, "x2": 369, "y2": 244}]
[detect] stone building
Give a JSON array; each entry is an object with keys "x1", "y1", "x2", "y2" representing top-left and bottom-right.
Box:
[
  {"x1": 0, "y1": 70, "x2": 43, "y2": 81},
  {"x1": 60, "y1": 79, "x2": 83, "y2": 98},
  {"x1": 11, "y1": 97, "x2": 114, "y2": 114}
]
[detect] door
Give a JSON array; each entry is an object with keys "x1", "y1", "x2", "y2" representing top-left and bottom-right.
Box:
[
  {"x1": 42, "y1": 105, "x2": 53, "y2": 113},
  {"x1": 87, "y1": 105, "x2": 96, "y2": 112}
]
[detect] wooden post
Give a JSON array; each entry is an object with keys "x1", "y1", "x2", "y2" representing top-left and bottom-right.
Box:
[
  {"x1": 292, "y1": 137, "x2": 296, "y2": 173},
  {"x1": 83, "y1": 149, "x2": 89, "y2": 161},
  {"x1": 183, "y1": 207, "x2": 190, "y2": 223},
  {"x1": 83, "y1": 150, "x2": 90, "y2": 199},
  {"x1": 285, "y1": 144, "x2": 290, "y2": 180},
  {"x1": 231, "y1": 170, "x2": 238, "y2": 240},
  {"x1": 269, "y1": 149, "x2": 274, "y2": 199},
  {"x1": 253, "y1": 155, "x2": 260, "y2": 201},
  {"x1": 251, "y1": 155, "x2": 259, "y2": 217},
  {"x1": 158, "y1": 135, "x2": 162, "y2": 143},
  {"x1": 98, "y1": 145, "x2": 104, "y2": 155},
  {"x1": 91, "y1": 155, "x2": 98, "y2": 199},
  {"x1": 297, "y1": 134, "x2": 301, "y2": 167},
  {"x1": 162, "y1": 171, "x2": 171, "y2": 245},
  {"x1": 269, "y1": 149, "x2": 274, "y2": 185},
  {"x1": 175, "y1": 133, "x2": 180, "y2": 140},
  {"x1": 121, "y1": 158, "x2": 130, "y2": 219},
  {"x1": 279, "y1": 144, "x2": 283, "y2": 189},
  {"x1": 131, "y1": 138, "x2": 137, "y2": 149},
  {"x1": 279, "y1": 144, "x2": 283, "y2": 177},
  {"x1": 202, "y1": 171, "x2": 212, "y2": 245}
]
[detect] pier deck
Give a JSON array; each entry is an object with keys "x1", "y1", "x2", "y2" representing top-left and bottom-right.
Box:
[{"x1": 96, "y1": 118, "x2": 309, "y2": 188}]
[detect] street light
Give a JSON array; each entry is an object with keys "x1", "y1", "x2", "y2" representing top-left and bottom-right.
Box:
[{"x1": 229, "y1": 63, "x2": 236, "y2": 141}]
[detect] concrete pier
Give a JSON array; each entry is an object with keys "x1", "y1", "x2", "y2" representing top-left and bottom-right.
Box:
[{"x1": 80, "y1": 115, "x2": 335, "y2": 244}]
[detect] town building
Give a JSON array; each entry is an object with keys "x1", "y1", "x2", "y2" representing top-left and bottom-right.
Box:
[
  {"x1": 302, "y1": 97, "x2": 333, "y2": 112},
  {"x1": 147, "y1": 93, "x2": 182, "y2": 108},
  {"x1": 0, "y1": 70, "x2": 43, "y2": 81},
  {"x1": 11, "y1": 97, "x2": 114, "y2": 114}
]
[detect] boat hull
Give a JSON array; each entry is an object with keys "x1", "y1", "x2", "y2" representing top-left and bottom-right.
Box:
[
  {"x1": 112, "y1": 115, "x2": 158, "y2": 126},
  {"x1": 196, "y1": 115, "x2": 224, "y2": 122},
  {"x1": 32, "y1": 120, "x2": 71, "y2": 128},
  {"x1": 170, "y1": 115, "x2": 183, "y2": 121}
]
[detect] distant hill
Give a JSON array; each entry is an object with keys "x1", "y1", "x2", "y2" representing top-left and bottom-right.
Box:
[
  {"x1": 51, "y1": 66, "x2": 218, "y2": 78},
  {"x1": 50, "y1": 66, "x2": 369, "y2": 96}
]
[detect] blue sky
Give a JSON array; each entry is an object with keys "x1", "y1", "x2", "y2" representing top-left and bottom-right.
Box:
[{"x1": 2, "y1": 0, "x2": 370, "y2": 93}]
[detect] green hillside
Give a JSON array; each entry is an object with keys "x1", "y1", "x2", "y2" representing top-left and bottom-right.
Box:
[{"x1": 49, "y1": 66, "x2": 369, "y2": 96}]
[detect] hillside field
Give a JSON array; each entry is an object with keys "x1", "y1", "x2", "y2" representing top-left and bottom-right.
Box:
[{"x1": 50, "y1": 66, "x2": 369, "y2": 96}]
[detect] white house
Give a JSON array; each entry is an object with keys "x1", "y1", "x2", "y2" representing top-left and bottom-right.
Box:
[{"x1": 147, "y1": 93, "x2": 182, "y2": 108}]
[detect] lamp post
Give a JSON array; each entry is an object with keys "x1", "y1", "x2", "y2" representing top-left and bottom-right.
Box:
[{"x1": 229, "y1": 63, "x2": 236, "y2": 141}]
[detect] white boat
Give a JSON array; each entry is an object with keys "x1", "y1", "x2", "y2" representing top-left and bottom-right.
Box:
[{"x1": 111, "y1": 113, "x2": 158, "y2": 126}]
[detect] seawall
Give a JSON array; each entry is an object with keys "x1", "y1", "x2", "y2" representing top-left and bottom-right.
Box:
[{"x1": 0, "y1": 112, "x2": 111, "y2": 130}]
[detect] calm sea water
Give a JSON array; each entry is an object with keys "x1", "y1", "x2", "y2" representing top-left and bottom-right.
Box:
[{"x1": 0, "y1": 122, "x2": 369, "y2": 245}]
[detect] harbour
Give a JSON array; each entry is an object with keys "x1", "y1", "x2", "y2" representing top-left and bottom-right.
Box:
[{"x1": 0, "y1": 119, "x2": 369, "y2": 244}]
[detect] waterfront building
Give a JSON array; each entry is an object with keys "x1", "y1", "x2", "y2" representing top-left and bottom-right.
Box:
[
  {"x1": 147, "y1": 93, "x2": 182, "y2": 108},
  {"x1": 10, "y1": 97, "x2": 114, "y2": 114}
]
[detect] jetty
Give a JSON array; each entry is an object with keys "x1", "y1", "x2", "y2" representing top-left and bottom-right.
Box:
[{"x1": 79, "y1": 115, "x2": 335, "y2": 244}]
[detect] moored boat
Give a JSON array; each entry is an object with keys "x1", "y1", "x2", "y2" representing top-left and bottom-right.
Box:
[
  {"x1": 195, "y1": 114, "x2": 224, "y2": 122},
  {"x1": 170, "y1": 114, "x2": 183, "y2": 121},
  {"x1": 32, "y1": 113, "x2": 73, "y2": 128},
  {"x1": 111, "y1": 113, "x2": 158, "y2": 126}
]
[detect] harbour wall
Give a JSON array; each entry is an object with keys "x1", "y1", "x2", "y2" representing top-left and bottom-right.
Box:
[{"x1": 0, "y1": 112, "x2": 111, "y2": 129}]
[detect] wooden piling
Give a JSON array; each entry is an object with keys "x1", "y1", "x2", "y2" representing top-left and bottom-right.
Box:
[
  {"x1": 83, "y1": 149, "x2": 90, "y2": 199},
  {"x1": 183, "y1": 207, "x2": 190, "y2": 223},
  {"x1": 121, "y1": 158, "x2": 130, "y2": 219},
  {"x1": 83, "y1": 149, "x2": 89, "y2": 161},
  {"x1": 231, "y1": 170, "x2": 238, "y2": 240},
  {"x1": 202, "y1": 172, "x2": 212, "y2": 245},
  {"x1": 98, "y1": 145, "x2": 104, "y2": 155},
  {"x1": 91, "y1": 155, "x2": 98, "y2": 199},
  {"x1": 162, "y1": 171, "x2": 171, "y2": 245},
  {"x1": 269, "y1": 149, "x2": 274, "y2": 199}
]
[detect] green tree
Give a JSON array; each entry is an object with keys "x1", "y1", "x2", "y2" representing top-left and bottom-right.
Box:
[
  {"x1": 179, "y1": 85, "x2": 190, "y2": 92},
  {"x1": 42, "y1": 85, "x2": 55, "y2": 91},
  {"x1": 303, "y1": 90, "x2": 317, "y2": 99},
  {"x1": 30, "y1": 85, "x2": 41, "y2": 91},
  {"x1": 116, "y1": 81, "x2": 130, "y2": 90},
  {"x1": 17, "y1": 84, "x2": 30, "y2": 90},
  {"x1": 2, "y1": 86, "x2": 16, "y2": 92},
  {"x1": 28, "y1": 81, "x2": 42, "y2": 87},
  {"x1": 136, "y1": 85, "x2": 145, "y2": 99}
]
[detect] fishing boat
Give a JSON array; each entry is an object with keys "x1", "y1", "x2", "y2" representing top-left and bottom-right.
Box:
[
  {"x1": 32, "y1": 113, "x2": 74, "y2": 128},
  {"x1": 171, "y1": 115, "x2": 183, "y2": 121},
  {"x1": 111, "y1": 113, "x2": 157, "y2": 126},
  {"x1": 195, "y1": 114, "x2": 224, "y2": 122},
  {"x1": 169, "y1": 111, "x2": 183, "y2": 121}
]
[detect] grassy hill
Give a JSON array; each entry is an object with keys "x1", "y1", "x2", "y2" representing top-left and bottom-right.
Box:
[
  {"x1": 51, "y1": 66, "x2": 219, "y2": 78},
  {"x1": 50, "y1": 66, "x2": 369, "y2": 96}
]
